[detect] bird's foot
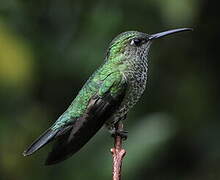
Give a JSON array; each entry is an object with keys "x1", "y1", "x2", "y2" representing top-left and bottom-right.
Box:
[{"x1": 111, "y1": 129, "x2": 128, "y2": 140}]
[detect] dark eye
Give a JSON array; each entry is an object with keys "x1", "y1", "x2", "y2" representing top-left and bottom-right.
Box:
[{"x1": 130, "y1": 38, "x2": 142, "y2": 46}]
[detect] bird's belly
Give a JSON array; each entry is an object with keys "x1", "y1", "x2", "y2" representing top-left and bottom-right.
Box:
[{"x1": 117, "y1": 76, "x2": 147, "y2": 115}]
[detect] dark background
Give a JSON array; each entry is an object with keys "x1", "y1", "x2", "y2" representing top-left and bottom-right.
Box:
[{"x1": 0, "y1": 0, "x2": 219, "y2": 179}]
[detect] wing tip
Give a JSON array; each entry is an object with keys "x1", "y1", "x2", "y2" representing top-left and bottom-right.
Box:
[
  {"x1": 22, "y1": 150, "x2": 30, "y2": 156},
  {"x1": 23, "y1": 146, "x2": 38, "y2": 156},
  {"x1": 23, "y1": 129, "x2": 58, "y2": 157}
]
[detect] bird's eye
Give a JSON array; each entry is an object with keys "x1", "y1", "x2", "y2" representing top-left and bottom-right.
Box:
[{"x1": 130, "y1": 38, "x2": 142, "y2": 46}]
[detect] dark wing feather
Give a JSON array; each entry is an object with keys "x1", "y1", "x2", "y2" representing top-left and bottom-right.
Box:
[
  {"x1": 45, "y1": 88, "x2": 126, "y2": 165},
  {"x1": 23, "y1": 129, "x2": 59, "y2": 156},
  {"x1": 23, "y1": 126, "x2": 72, "y2": 156}
]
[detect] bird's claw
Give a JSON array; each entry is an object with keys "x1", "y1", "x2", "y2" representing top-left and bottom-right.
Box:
[{"x1": 111, "y1": 130, "x2": 128, "y2": 140}]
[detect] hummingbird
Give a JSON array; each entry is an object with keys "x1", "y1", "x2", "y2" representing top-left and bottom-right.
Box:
[{"x1": 23, "y1": 28, "x2": 192, "y2": 165}]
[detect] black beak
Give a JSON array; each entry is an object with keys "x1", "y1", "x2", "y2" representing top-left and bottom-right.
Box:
[{"x1": 149, "y1": 28, "x2": 193, "y2": 40}]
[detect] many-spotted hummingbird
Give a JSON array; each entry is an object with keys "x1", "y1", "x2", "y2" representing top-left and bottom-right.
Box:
[{"x1": 23, "y1": 28, "x2": 192, "y2": 165}]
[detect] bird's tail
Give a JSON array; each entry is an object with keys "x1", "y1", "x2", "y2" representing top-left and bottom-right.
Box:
[
  {"x1": 23, "y1": 128, "x2": 59, "y2": 156},
  {"x1": 45, "y1": 117, "x2": 105, "y2": 165}
]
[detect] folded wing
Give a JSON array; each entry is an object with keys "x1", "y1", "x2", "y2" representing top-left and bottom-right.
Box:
[{"x1": 45, "y1": 86, "x2": 126, "y2": 165}]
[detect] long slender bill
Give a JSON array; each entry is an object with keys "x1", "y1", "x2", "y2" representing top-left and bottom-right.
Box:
[{"x1": 149, "y1": 28, "x2": 193, "y2": 40}]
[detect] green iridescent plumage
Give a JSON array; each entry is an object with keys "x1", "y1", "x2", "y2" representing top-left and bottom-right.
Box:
[
  {"x1": 23, "y1": 28, "x2": 192, "y2": 165},
  {"x1": 52, "y1": 62, "x2": 125, "y2": 130}
]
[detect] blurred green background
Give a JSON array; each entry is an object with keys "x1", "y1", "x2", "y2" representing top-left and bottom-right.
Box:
[{"x1": 0, "y1": 0, "x2": 219, "y2": 179}]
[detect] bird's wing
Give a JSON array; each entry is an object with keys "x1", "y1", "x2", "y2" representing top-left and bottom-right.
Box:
[
  {"x1": 45, "y1": 72, "x2": 126, "y2": 165},
  {"x1": 23, "y1": 72, "x2": 127, "y2": 165}
]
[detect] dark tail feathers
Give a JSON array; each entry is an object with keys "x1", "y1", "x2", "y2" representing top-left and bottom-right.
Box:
[{"x1": 23, "y1": 129, "x2": 58, "y2": 156}]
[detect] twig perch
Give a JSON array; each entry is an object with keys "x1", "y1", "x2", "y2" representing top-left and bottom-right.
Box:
[{"x1": 111, "y1": 122, "x2": 126, "y2": 180}]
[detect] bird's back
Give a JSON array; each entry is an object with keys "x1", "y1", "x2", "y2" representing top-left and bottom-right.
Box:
[{"x1": 52, "y1": 62, "x2": 121, "y2": 129}]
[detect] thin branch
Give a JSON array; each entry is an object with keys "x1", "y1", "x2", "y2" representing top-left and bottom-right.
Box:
[{"x1": 110, "y1": 122, "x2": 126, "y2": 180}]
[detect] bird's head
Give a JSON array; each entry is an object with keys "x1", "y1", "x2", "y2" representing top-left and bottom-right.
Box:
[{"x1": 106, "y1": 28, "x2": 192, "y2": 62}]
